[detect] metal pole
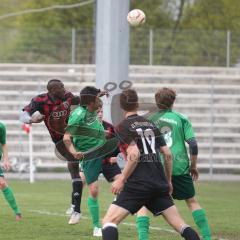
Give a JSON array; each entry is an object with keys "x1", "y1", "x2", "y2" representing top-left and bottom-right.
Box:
[
  {"x1": 149, "y1": 28, "x2": 153, "y2": 65},
  {"x1": 226, "y1": 30, "x2": 231, "y2": 67},
  {"x1": 96, "y1": 0, "x2": 130, "y2": 124},
  {"x1": 29, "y1": 126, "x2": 34, "y2": 183},
  {"x1": 209, "y1": 78, "x2": 214, "y2": 180},
  {"x1": 71, "y1": 28, "x2": 76, "y2": 64}
]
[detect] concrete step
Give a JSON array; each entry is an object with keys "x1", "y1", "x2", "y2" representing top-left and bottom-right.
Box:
[
  {"x1": 1, "y1": 92, "x2": 240, "y2": 108},
  {"x1": 1, "y1": 80, "x2": 240, "y2": 94},
  {"x1": 7, "y1": 151, "x2": 240, "y2": 165},
  {"x1": 3, "y1": 120, "x2": 240, "y2": 130},
  {"x1": 1, "y1": 64, "x2": 240, "y2": 75},
  {"x1": 1, "y1": 71, "x2": 240, "y2": 85},
  {"x1": 135, "y1": 83, "x2": 240, "y2": 94},
  {"x1": 0, "y1": 64, "x2": 96, "y2": 73},
  {"x1": 130, "y1": 65, "x2": 240, "y2": 75},
  {"x1": 0, "y1": 81, "x2": 94, "y2": 91}
]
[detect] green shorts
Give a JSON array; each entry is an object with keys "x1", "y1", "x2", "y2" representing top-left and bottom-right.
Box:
[
  {"x1": 0, "y1": 166, "x2": 4, "y2": 177},
  {"x1": 172, "y1": 174, "x2": 195, "y2": 200},
  {"x1": 80, "y1": 157, "x2": 103, "y2": 185}
]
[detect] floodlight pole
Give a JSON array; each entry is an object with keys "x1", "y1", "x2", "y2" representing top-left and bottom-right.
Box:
[{"x1": 95, "y1": 0, "x2": 130, "y2": 124}]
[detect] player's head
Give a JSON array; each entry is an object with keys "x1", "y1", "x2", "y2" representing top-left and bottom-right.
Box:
[
  {"x1": 80, "y1": 86, "x2": 101, "y2": 109},
  {"x1": 155, "y1": 87, "x2": 176, "y2": 110},
  {"x1": 120, "y1": 89, "x2": 138, "y2": 112},
  {"x1": 47, "y1": 79, "x2": 65, "y2": 100}
]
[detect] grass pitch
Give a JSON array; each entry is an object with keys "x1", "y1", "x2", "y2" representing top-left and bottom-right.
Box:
[{"x1": 0, "y1": 179, "x2": 239, "y2": 240}]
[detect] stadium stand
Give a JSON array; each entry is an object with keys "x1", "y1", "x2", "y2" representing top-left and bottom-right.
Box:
[{"x1": 0, "y1": 64, "x2": 240, "y2": 172}]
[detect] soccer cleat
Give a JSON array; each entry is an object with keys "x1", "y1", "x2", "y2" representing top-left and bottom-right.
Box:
[
  {"x1": 15, "y1": 213, "x2": 22, "y2": 221},
  {"x1": 66, "y1": 205, "x2": 75, "y2": 215},
  {"x1": 93, "y1": 227, "x2": 102, "y2": 237},
  {"x1": 68, "y1": 211, "x2": 81, "y2": 225}
]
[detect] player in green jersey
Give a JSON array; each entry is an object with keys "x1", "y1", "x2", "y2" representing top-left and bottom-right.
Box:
[
  {"x1": 63, "y1": 86, "x2": 121, "y2": 237},
  {"x1": 148, "y1": 87, "x2": 212, "y2": 240},
  {"x1": 0, "y1": 122, "x2": 21, "y2": 220}
]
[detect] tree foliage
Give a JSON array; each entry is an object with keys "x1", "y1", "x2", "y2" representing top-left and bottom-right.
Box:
[{"x1": 0, "y1": 0, "x2": 240, "y2": 65}]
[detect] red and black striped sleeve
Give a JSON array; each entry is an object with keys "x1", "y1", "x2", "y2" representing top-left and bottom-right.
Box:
[{"x1": 23, "y1": 94, "x2": 46, "y2": 115}]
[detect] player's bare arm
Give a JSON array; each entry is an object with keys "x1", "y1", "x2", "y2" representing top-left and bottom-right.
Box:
[
  {"x1": 63, "y1": 132, "x2": 84, "y2": 160},
  {"x1": 190, "y1": 155, "x2": 198, "y2": 181},
  {"x1": 2, "y1": 144, "x2": 11, "y2": 171},
  {"x1": 160, "y1": 145, "x2": 173, "y2": 194},
  {"x1": 111, "y1": 142, "x2": 139, "y2": 194},
  {"x1": 187, "y1": 138, "x2": 199, "y2": 181}
]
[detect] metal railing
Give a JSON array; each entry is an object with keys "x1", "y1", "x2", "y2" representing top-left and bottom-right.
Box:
[{"x1": 1, "y1": 28, "x2": 240, "y2": 67}]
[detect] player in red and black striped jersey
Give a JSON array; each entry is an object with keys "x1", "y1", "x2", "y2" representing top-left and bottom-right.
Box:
[
  {"x1": 20, "y1": 79, "x2": 83, "y2": 225},
  {"x1": 102, "y1": 89, "x2": 200, "y2": 240}
]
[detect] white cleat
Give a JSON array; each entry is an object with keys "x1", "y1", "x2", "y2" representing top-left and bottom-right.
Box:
[
  {"x1": 66, "y1": 205, "x2": 75, "y2": 215},
  {"x1": 93, "y1": 227, "x2": 102, "y2": 237},
  {"x1": 68, "y1": 211, "x2": 81, "y2": 225}
]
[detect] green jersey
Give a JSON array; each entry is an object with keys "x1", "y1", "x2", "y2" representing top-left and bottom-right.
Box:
[
  {"x1": 0, "y1": 122, "x2": 6, "y2": 160},
  {"x1": 67, "y1": 106, "x2": 105, "y2": 152},
  {"x1": 149, "y1": 110, "x2": 195, "y2": 176}
]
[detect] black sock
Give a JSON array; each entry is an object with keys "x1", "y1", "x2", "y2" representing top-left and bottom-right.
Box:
[
  {"x1": 71, "y1": 191, "x2": 74, "y2": 206},
  {"x1": 102, "y1": 223, "x2": 118, "y2": 240},
  {"x1": 181, "y1": 226, "x2": 200, "y2": 240},
  {"x1": 72, "y1": 180, "x2": 83, "y2": 213}
]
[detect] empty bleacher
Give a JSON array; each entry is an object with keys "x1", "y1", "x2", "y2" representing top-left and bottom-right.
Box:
[{"x1": 0, "y1": 64, "x2": 240, "y2": 172}]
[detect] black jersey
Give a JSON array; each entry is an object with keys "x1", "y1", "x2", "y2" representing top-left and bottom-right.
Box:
[{"x1": 115, "y1": 114, "x2": 169, "y2": 193}]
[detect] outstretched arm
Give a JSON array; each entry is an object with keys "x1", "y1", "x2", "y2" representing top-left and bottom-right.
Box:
[
  {"x1": 20, "y1": 110, "x2": 45, "y2": 124},
  {"x1": 111, "y1": 142, "x2": 139, "y2": 194},
  {"x1": 160, "y1": 145, "x2": 173, "y2": 194},
  {"x1": 63, "y1": 132, "x2": 83, "y2": 160}
]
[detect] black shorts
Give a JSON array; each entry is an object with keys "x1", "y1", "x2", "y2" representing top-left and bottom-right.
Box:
[
  {"x1": 113, "y1": 188, "x2": 174, "y2": 216},
  {"x1": 102, "y1": 162, "x2": 121, "y2": 182}
]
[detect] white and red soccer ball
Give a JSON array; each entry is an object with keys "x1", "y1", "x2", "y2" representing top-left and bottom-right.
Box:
[{"x1": 127, "y1": 9, "x2": 146, "y2": 27}]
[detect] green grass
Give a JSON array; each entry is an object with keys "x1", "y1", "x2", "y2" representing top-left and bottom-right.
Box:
[{"x1": 0, "y1": 180, "x2": 239, "y2": 240}]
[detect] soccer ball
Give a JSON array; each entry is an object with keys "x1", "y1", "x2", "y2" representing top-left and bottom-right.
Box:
[{"x1": 127, "y1": 9, "x2": 146, "y2": 27}]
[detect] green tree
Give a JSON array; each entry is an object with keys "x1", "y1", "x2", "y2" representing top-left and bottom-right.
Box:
[
  {"x1": 0, "y1": 0, "x2": 95, "y2": 63},
  {"x1": 180, "y1": 0, "x2": 240, "y2": 66}
]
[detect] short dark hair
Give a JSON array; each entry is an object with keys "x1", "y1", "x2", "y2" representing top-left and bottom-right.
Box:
[
  {"x1": 47, "y1": 79, "x2": 62, "y2": 91},
  {"x1": 155, "y1": 88, "x2": 176, "y2": 110},
  {"x1": 120, "y1": 89, "x2": 138, "y2": 111},
  {"x1": 80, "y1": 86, "x2": 100, "y2": 106}
]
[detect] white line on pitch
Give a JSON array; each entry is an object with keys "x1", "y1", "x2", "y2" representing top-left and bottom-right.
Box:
[
  {"x1": 29, "y1": 209, "x2": 176, "y2": 234},
  {"x1": 29, "y1": 209, "x2": 230, "y2": 240}
]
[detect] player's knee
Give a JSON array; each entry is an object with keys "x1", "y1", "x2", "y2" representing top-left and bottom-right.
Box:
[
  {"x1": 137, "y1": 206, "x2": 148, "y2": 216},
  {"x1": 79, "y1": 172, "x2": 86, "y2": 186},
  {"x1": 68, "y1": 164, "x2": 80, "y2": 179},
  {"x1": 186, "y1": 197, "x2": 201, "y2": 210},
  {"x1": 89, "y1": 183, "x2": 99, "y2": 198},
  {"x1": 102, "y1": 215, "x2": 118, "y2": 225},
  {"x1": 102, "y1": 212, "x2": 124, "y2": 225},
  {"x1": 0, "y1": 178, "x2": 7, "y2": 189}
]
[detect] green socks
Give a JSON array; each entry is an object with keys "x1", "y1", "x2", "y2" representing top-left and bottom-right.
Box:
[
  {"x1": 192, "y1": 209, "x2": 211, "y2": 240},
  {"x1": 136, "y1": 216, "x2": 150, "y2": 240},
  {"x1": 87, "y1": 196, "x2": 100, "y2": 228},
  {"x1": 2, "y1": 186, "x2": 20, "y2": 215}
]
